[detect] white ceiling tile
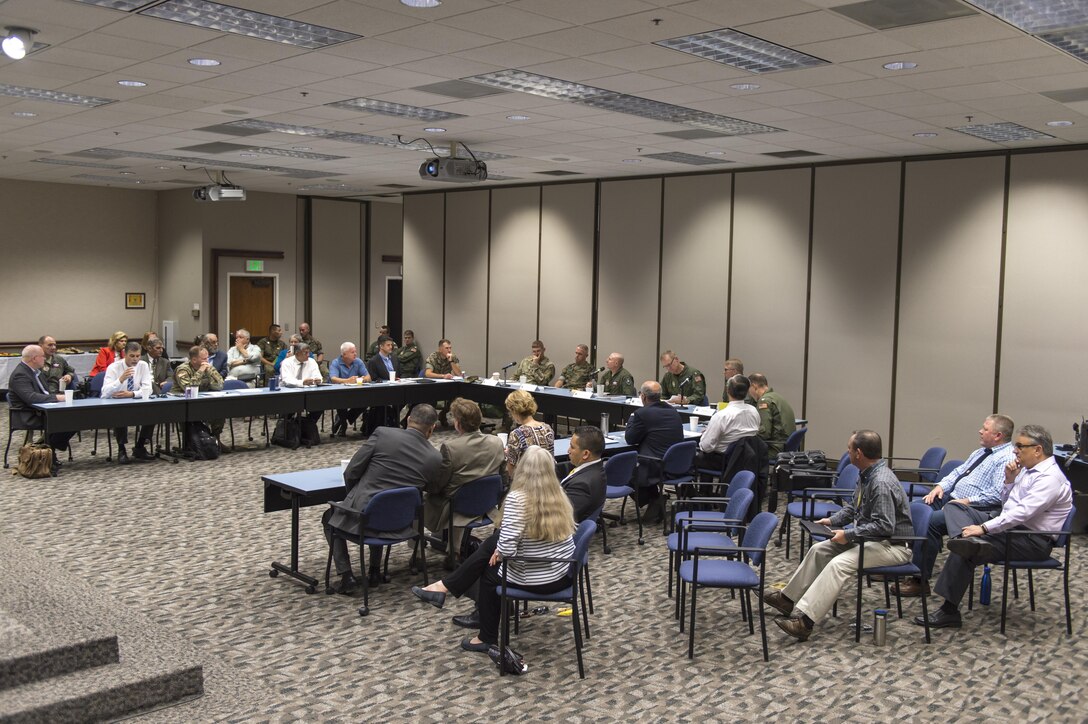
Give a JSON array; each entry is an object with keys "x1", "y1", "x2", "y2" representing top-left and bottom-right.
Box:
[
  {"x1": 671, "y1": 0, "x2": 817, "y2": 26},
  {"x1": 438, "y1": 5, "x2": 571, "y2": 41},
  {"x1": 394, "y1": 55, "x2": 505, "y2": 81},
  {"x1": 518, "y1": 26, "x2": 637, "y2": 56},
  {"x1": 813, "y1": 78, "x2": 911, "y2": 99},
  {"x1": 521, "y1": 58, "x2": 637, "y2": 82},
  {"x1": 508, "y1": 0, "x2": 656, "y2": 24},
  {"x1": 323, "y1": 37, "x2": 436, "y2": 65},
  {"x1": 586, "y1": 9, "x2": 719, "y2": 43},
  {"x1": 882, "y1": 15, "x2": 1022, "y2": 50},
  {"x1": 378, "y1": 23, "x2": 502, "y2": 54},
  {"x1": 937, "y1": 37, "x2": 1056, "y2": 67},
  {"x1": 1012, "y1": 71, "x2": 1088, "y2": 94},
  {"x1": 737, "y1": 10, "x2": 870, "y2": 46},
  {"x1": 186, "y1": 35, "x2": 310, "y2": 62},
  {"x1": 583, "y1": 72, "x2": 676, "y2": 94},
  {"x1": 646, "y1": 60, "x2": 749, "y2": 83},
  {"x1": 795, "y1": 31, "x2": 918, "y2": 63},
  {"x1": 453, "y1": 41, "x2": 566, "y2": 68},
  {"x1": 929, "y1": 82, "x2": 1030, "y2": 102},
  {"x1": 293, "y1": 0, "x2": 420, "y2": 36},
  {"x1": 582, "y1": 44, "x2": 697, "y2": 72}
]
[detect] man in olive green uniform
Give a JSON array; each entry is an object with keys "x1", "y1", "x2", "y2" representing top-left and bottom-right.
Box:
[
  {"x1": 298, "y1": 321, "x2": 326, "y2": 379},
  {"x1": 37, "y1": 335, "x2": 77, "y2": 394},
  {"x1": 425, "y1": 339, "x2": 462, "y2": 425},
  {"x1": 366, "y1": 325, "x2": 393, "y2": 362},
  {"x1": 257, "y1": 324, "x2": 287, "y2": 378},
  {"x1": 659, "y1": 349, "x2": 706, "y2": 406},
  {"x1": 721, "y1": 358, "x2": 758, "y2": 405},
  {"x1": 397, "y1": 329, "x2": 423, "y2": 378},
  {"x1": 749, "y1": 372, "x2": 796, "y2": 457},
  {"x1": 514, "y1": 340, "x2": 554, "y2": 386},
  {"x1": 555, "y1": 344, "x2": 593, "y2": 390},
  {"x1": 172, "y1": 345, "x2": 225, "y2": 437},
  {"x1": 599, "y1": 352, "x2": 635, "y2": 397}
]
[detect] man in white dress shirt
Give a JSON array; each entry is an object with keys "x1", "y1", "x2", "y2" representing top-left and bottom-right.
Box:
[
  {"x1": 280, "y1": 343, "x2": 323, "y2": 424},
  {"x1": 696, "y1": 374, "x2": 760, "y2": 472},
  {"x1": 102, "y1": 340, "x2": 154, "y2": 464}
]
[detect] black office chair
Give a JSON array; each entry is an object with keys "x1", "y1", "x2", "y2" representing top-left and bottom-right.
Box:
[{"x1": 4, "y1": 392, "x2": 44, "y2": 469}]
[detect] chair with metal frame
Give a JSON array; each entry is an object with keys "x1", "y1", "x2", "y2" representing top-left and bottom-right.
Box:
[
  {"x1": 889, "y1": 446, "x2": 947, "y2": 501},
  {"x1": 780, "y1": 465, "x2": 859, "y2": 560},
  {"x1": 636, "y1": 440, "x2": 697, "y2": 544},
  {"x1": 668, "y1": 487, "x2": 754, "y2": 603},
  {"x1": 677, "y1": 512, "x2": 779, "y2": 661},
  {"x1": 854, "y1": 501, "x2": 934, "y2": 644},
  {"x1": 88, "y1": 372, "x2": 114, "y2": 462},
  {"x1": 4, "y1": 392, "x2": 68, "y2": 469},
  {"x1": 497, "y1": 518, "x2": 597, "y2": 679},
  {"x1": 222, "y1": 378, "x2": 249, "y2": 450},
  {"x1": 599, "y1": 450, "x2": 638, "y2": 554},
  {"x1": 323, "y1": 486, "x2": 428, "y2": 617},
  {"x1": 442, "y1": 474, "x2": 503, "y2": 564}
]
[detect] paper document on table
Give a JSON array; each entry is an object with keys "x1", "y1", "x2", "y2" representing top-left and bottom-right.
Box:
[{"x1": 693, "y1": 406, "x2": 715, "y2": 416}]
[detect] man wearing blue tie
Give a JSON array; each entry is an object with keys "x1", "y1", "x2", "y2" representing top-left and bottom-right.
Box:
[
  {"x1": 102, "y1": 341, "x2": 154, "y2": 464},
  {"x1": 893, "y1": 414, "x2": 1015, "y2": 597}
]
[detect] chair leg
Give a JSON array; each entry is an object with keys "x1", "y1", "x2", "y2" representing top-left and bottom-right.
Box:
[
  {"x1": 619, "y1": 497, "x2": 627, "y2": 525},
  {"x1": 687, "y1": 581, "x2": 698, "y2": 659},
  {"x1": 893, "y1": 579, "x2": 903, "y2": 619},
  {"x1": 600, "y1": 517, "x2": 610, "y2": 555},
  {"x1": 580, "y1": 576, "x2": 591, "y2": 640},
  {"x1": 583, "y1": 564, "x2": 594, "y2": 616},
  {"x1": 919, "y1": 580, "x2": 931, "y2": 644},
  {"x1": 758, "y1": 584, "x2": 769, "y2": 661},
  {"x1": 358, "y1": 543, "x2": 371, "y2": 617},
  {"x1": 744, "y1": 589, "x2": 754, "y2": 633},
  {"x1": 324, "y1": 544, "x2": 335, "y2": 594},
  {"x1": 1027, "y1": 569, "x2": 1036, "y2": 611},
  {"x1": 783, "y1": 513, "x2": 792, "y2": 559},
  {"x1": 571, "y1": 589, "x2": 586, "y2": 679},
  {"x1": 855, "y1": 571, "x2": 863, "y2": 643},
  {"x1": 229, "y1": 418, "x2": 236, "y2": 450},
  {"x1": 635, "y1": 494, "x2": 645, "y2": 546},
  {"x1": 3, "y1": 429, "x2": 13, "y2": 468},
  {"x1": 499, "y1": 591, "x2": 509, "y2": 678},
  {"x1": 1000, "y1": 560, "x2": 1010, "y2": 635},
  {"x1": 678, "y1": 576, "x2": 687, "y2": 633},
  {"x1": 968, "y1": 575, "x2": 974, "y2": 611},
  {"x1": 1063, "y1": 561, "x2": 1072, "y2": 636},
  {"x1": 1012, "y1": 568, "x2": 1020, "y2": 600}
]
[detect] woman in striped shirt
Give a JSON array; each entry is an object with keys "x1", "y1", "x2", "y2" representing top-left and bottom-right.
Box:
[{"x1": 412, "y1": 446, "x2": 576, "y2": 653}]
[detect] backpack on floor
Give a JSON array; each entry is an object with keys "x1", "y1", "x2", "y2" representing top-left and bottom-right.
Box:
[
  {"x1": 187, "y1": 422, "x2": 220, "y2": 460},
  {"x1": 271, "y1": 417, "x2": 301, "y2": 450}
]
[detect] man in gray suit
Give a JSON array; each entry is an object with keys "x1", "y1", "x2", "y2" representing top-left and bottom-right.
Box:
[
  {"x1": 323, "y1": 404, "x2": 442, "y2": 594},
  {"x1": 423, "y1": 398, "x2": 505, "y2": 567}
]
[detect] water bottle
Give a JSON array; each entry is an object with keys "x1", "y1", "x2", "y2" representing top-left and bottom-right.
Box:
[
  {"x1": 873, "y1": 609, "x2": 887, "y2": 646},
  {"x1": 979, "y1": 564, "x2": 991, "y2": 606},
  {"x1": 600, "y1": 412, "x2": 610, "y2": 433}
]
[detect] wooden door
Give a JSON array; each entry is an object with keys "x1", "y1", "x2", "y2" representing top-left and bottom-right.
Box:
[{"x1": 229, "y1": 276, "x2": 275, "y2": 340}]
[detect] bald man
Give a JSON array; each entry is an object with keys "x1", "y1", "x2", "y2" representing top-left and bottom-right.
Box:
[
  {"x1": 624, "y1": 380, "x2": 684, "y2": 523},
  {"x1": 7, "y1": 345, "x2": 76, "y2": 468}
]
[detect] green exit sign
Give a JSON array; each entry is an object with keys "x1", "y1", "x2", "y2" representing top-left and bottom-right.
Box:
[{"x1": 245, "y1": 259, "x2": 264, "y2": 272}]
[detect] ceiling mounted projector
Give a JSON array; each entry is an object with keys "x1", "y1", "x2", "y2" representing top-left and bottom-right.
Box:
[
  {"x1": 419, "y1": 156, "x2": 487, "y2": 183},
  {"x1": 193, "y1": 184, "x2": 247, "y2": 202}
]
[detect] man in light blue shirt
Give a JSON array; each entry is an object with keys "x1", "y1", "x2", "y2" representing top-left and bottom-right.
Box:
[
  {"x1": 894, "y1": 414, "x2": 1015, "y2": 597},
  {"x1": 329, "y1": 342, "x2": 370, "y2": 436}
]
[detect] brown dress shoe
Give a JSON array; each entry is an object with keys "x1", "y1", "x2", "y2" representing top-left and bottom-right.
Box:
[
  {"x1": 774, "y1": 616, "x2": 812, "y2": 641},
  {"x1": 763, "y1": 590, "x2": 794, "y2": 616},
  {"x1": 891, "y1": 578, "x2": 930, "y2": 597}
]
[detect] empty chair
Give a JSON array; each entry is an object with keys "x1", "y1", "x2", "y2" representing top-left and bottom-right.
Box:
[
  {"x1": 890, "y1": 447, "x2": 947, "y2": 500},
  {"x1": 599, "y1": 450, "x2": 638, "y2": 554},
  {"x1": 668, "y1": 487, "x2": 755, "y2": 602},
  {"x1": 636, "y1": 440, "x2": 697, "y2": 543}
]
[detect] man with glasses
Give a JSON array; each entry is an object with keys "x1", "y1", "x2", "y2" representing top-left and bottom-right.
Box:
[
  {"x1": 893, "y1": 414, "x2": 1015, "y2": 598},
  {"x1": 915, "y1": 424, "x2": 1073, "y2": 630}
]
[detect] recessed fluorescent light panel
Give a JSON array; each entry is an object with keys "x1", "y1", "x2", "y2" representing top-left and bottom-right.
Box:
[
  {"x1": 223, "y1": 119, "x2": 512, "y2": 159},
  {"x1": 0, "y1": 83, "x2": 115, "y2": 107},
  {"x1": 654, "y1": 28, "x2": 829, "y2": 73},
  {"x1": 77, "y1": 147, "x2": 344, "y2": 177},
  {"x1": 298, "y1": 183, "x2": 370, "y2": 193},
  {"x1": 962, "y1": 0, "x2": 1088, "y2": 63},
  {"x1": 464, "y1": 70, "x2": 782, "y2": 136},
  {"x1": 950, "y1": 121, "x2": 1054, "y2": 142},
  {"x1": 72, "y1": 173, "x2": 144, "y2": 184},
  {"x1": 326, "y1": 97, "x2": 465, "y2": 121},
  {"x1": 94, "y1": 0, "x2": 364, "y2": 49},
  {"x1": 246, "y1": 147, "x2": 346, "y2": 161},
  {"x1": 642, "y1": 151, "x2": 733, "y2": 165},
  {"x1": 34, "y1": 158, "x2": 127, "y2": 169}
]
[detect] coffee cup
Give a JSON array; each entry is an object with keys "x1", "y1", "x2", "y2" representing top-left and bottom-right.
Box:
[
  {"x1": 188, "y1": 386, "x2": 199, "y2": 399},
  {"x1": 519, "y1": 375, "x2": 527, "y2": 385},
  {"x1": 63, "y1": 390, "x2": 74, "y2": 405},
  {"x1": 389, "y1": 371, "x2": 397, "y2": 382},
  {"x1": 689, "y1": 416, "x2": 699, "y2": 432}
]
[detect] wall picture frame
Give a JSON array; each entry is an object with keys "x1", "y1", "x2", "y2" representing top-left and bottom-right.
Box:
[{"x1": 125, "y1": 292, "x2": 146, "y2": 310}]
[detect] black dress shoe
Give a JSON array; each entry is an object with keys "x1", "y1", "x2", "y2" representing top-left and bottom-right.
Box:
[
  {"x1": 948, "y1": 536, "x2": 998, "y2": 564},
  {"x1": 411, "y1": 585, "x2": 446, "y2": 609},
  {"x1": 913, "y1": 608, "x2": 962, "y2": 628},
  {"x1": 117, "y1": 449, "x2": 130, "y2": 465},
  {"x1": 460, "y1": 637, "x2": 490, "y2": 653},
  {"x1": 452, "y1": 609, "x2": 481, "y2": 629},
  {"x1": 336, "y1": 573, "x2": 359, "y2": 596},
  {"x1": 133, "y1": 445, "x2": 155, "y2": 462}
]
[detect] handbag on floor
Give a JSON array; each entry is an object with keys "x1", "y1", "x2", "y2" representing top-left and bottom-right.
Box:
[
  {"x1": 15, "y1": 443, "x2": 54, "y2": 479},
  {"x1": 487, "y1": 644, "x2": 528, "y2": 675},
  {"x1": 271, "y1": 416, "x2": 301, "y2": 449},
  {"x1": 299, "y1": 417, "x2": 321, "y2": 448}
]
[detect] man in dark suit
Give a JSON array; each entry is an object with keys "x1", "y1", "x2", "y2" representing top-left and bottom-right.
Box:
[
  {"x1": 7, "y1": 345, "x2": 75, "y2": 467},
  {"x1": 323, "y1": 403, "x2": 442, "y2": 594},
  {"x1": 363, "y1": 334, "x2": 402, "y2": 433},
  {"x1": 563, "y1": 425, "x2": 607, "y2": 523},
  {"x1": 625, "y1": 380, "x2": 684, "y2": 522},
  {"x1": 423, "y1": 398, "x2": 505, "y2": 566},
  {"x1": 201, "y1": 333, "x2": 229, "y2": 378}
]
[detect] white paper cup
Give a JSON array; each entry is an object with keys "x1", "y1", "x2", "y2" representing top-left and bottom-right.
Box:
[
  {"x1": 63, "y1": 390, "x2": 74, "y2": 405},
  {"x1": 497, "y1": 432, "x2": 509, "y2": 446},
  {"x1": 689, "y1": 416, "x2": 699, "y2": 432},
  {"x1": 519, "y1": 375, "x2": 527, "y2": 385},
  {"x1": 389, "y1": 371, "x2": 397, "y2": 382},
  {"x1": 597, "y1": 384, "x2": 605, "y2": 394},
  {"x1": 188, "y1": 386, "x2": 199, "y2": 399},
  {"x1": 340, "y1": 458, "x2": 351, "y2": 474},
  {"x1": 492, "y1": 372, "x2": 500, "y2": 381}
]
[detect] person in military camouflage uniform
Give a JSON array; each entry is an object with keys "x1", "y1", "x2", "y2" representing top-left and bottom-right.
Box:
[
  {"x1": 37, "y1": 335, "x2": 77, "y2": 394},
  {"x1": 397, "y1": 329, "x2": 423, "y2": 378},
  {"x1": 749, "y1": 372, "x2": 797, "y2": 457},
  {"x1": 659, "y1": 349, "x2": 706, "y2": 405},
  {"x1": 172, "y1": 345, "x2": 224, "y2": 437},
  {"x1": 298, "y1": 321, "x2": 326, "y2": 379},
  {"x1": 599, "y1": 352, "x2": 635, "y2": 397},
  {"x1": 424, "y1": 339, "x2": 461, "y2": 379},
  {"x1": 257, "y1": 323, "x2": 287, "y2": 378},
  {"x1": 366, "y1": 325, "x2": 393, "y2": 362},
  {"x1": 514, "y1": 340, "x2": 554, "y2": 386},
  {"x1": 554, "y1": 344, "x2": 593, "y2": 390}
]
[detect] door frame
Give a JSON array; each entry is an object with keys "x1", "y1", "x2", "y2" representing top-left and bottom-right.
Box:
[{"x1": 226, "y1": 273, "x2": 280, "y2": 335}]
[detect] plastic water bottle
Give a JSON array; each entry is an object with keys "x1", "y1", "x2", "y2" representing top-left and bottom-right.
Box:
[{"x1": 979, "y1": 564, "x2": 991, "y2": 606}]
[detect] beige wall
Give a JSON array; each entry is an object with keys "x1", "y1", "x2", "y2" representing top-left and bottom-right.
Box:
[
  {"x1": 402, "y1": 148, "x2": 1086, "y2": 457},
  {"x1": 443, "y1": 190, "x2": 489, "y2": 377},
  {"x1": 402, "y1": 194, "x2": 444, "y2": 354},
  {"x1": 0, "y1": 178, "x2": 157, "y2": 345},
  {"x1": 368, "y1": 201, "x2": 403, "y2": 341},
  {"x1": 311, "y1": 199, "x2": 363, "y2": 354}
]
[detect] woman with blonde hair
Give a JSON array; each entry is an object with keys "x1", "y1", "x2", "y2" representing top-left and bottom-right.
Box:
[
  {"x1": 412, "y1": 446, "x2": 576, "y2": 653},
  {"x1": 503, "y1": 388, "x2": 554, "y2": 477},
  {"x1": 90, "y1": 330, "x2": 128, "y2": 376}
]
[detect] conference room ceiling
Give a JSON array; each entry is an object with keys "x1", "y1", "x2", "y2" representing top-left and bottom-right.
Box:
[{"x1": 1, "y1": 0, "x2": 1086, "y2": 200}]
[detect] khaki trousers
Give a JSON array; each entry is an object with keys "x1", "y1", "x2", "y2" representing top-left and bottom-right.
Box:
[{"x1": 784, "y1": 538, "x2": 912, "y2": 623}]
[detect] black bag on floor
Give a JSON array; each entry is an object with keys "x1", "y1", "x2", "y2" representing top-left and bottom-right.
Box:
[
  {"x1": 271, "y1": 417, "x2": 301, "y2": 449},
  {"x1": 488, "y1": 644, "x2": 528, "y2": 675},
  {"x1": 187, "y1": 422, "x2": 220, "y2": 460},
  {"x1": 300, "y1": 417, "x2": 321, "y2": 448}
]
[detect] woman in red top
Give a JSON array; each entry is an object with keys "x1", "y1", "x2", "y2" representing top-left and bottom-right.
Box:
[{"x1": 90, "y1": 330, "x2": 128, "y2": 376}]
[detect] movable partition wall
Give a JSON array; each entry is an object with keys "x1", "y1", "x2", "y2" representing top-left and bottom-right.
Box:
[{"x1": 403, "y1": 149, "x2": 1088, "y2": 458}]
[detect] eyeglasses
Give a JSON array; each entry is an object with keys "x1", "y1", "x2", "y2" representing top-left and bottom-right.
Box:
[{"x1": 1014, "y1": 442, "x2": 1040, "y2": 450}]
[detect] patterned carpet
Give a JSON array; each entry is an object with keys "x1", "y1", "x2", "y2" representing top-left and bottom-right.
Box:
[{"x1": 1, "y1": 408, "x2": 1085, "y2": 722}]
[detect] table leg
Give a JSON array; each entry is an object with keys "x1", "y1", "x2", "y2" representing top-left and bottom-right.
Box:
[{"x1": 270, "y1": 493, "x2": 318, "y2": 593}]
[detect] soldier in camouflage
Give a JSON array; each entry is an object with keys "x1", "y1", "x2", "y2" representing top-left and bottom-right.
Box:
[
  {"x1": 37, "y1": 335, "x2": 77, "y2": 394},
  {"x1": 366, "y1": 324, "x2": 393, "y2": 362},
  {"x1": 749, "y1": 372, "x2": 797, "y2": 457},
  {"x1": 599, "y1": 351, "x2": 635, "y2": 397},
  {"x1": 257, "y1": 323, "x2": 287, "y2": 378},
  {"x1": 554, "y1": 344, "x2": 594, "y2": 390},
  {"x1": 425, "y1": 339, "x2": 461, "y2": 379},
  {"x1": 513, "y1": 340, "x2": 554, "y2": 386},
  {"x1": 659, "y1": 349, "x2": 706, "y2": 406},
  {"x1": 298, "y1": 321, "x2": 326, "y2": 380},
  {"x1": 171, "y1": 345, "x2": 224, "y2": 436},
  {"x1": 397, "y1": 329, "x2": 423, "y2": 378}
]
